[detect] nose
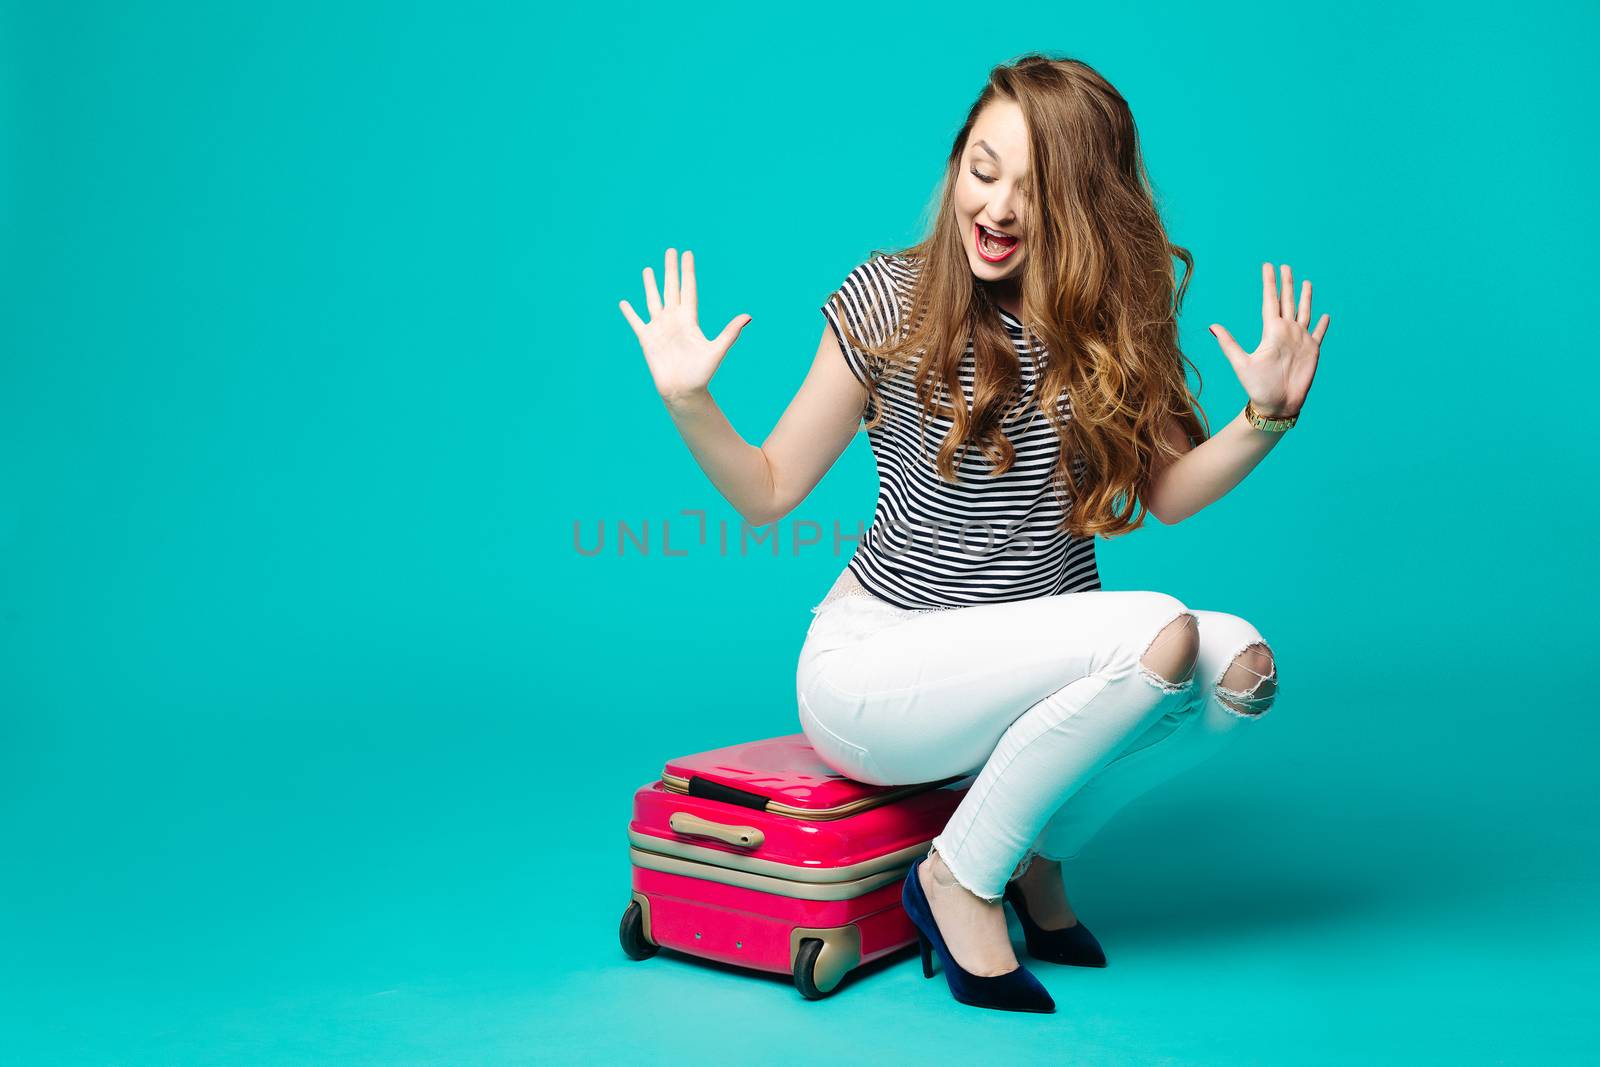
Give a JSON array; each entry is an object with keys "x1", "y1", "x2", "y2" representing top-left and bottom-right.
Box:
[{"x1": 987, "y1": 192, "x2": 1020, "y2": 229}]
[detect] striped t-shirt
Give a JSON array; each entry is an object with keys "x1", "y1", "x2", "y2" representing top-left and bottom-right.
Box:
[{"x1": 821, "y1": 253, "x2": 1101, "y2": 610}]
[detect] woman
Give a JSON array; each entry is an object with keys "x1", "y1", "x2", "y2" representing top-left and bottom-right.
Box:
[{"x1": 618, "y1": 53, "x2": 1327, "y2": 1014}]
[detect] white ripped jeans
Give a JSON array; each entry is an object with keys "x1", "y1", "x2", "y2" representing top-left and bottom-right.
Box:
[{"x1": 794, "y1": 578, "x2": 1278, "y2": 903}]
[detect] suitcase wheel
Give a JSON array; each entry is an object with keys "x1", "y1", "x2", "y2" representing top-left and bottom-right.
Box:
[
  {"x1": 792, "y1": 937, "x2": 834, "y2": 1000},
  {"x1": 619, "y1": 899, "x2": 658, "y2": 960}
]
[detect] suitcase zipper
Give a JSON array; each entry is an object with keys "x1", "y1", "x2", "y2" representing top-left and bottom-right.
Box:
[{"x1": 659, "y1": 770, "x2": 966, "y2": 821}]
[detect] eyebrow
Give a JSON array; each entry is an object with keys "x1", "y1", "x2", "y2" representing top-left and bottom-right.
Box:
[{"x1": 974, "y1": 139, "x2": 1001, "y2": 163}]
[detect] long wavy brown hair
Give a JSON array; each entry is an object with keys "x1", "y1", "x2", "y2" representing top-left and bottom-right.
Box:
[{"x1": 830, "y1": 52, "x2": 1211, "y2": 539}]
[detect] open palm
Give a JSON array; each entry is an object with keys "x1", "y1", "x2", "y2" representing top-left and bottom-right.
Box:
[
  {"x1": 1209, "y1": 262, "x2": 1331, "y2": 419},
  {"x1": 619, "y1": 248, "x2": 752, "y2": 404}
]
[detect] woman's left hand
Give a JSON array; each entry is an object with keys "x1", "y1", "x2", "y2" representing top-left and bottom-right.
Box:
[{"x1": 1208, "y1": 262, "x2": 1330, "y2": 419}]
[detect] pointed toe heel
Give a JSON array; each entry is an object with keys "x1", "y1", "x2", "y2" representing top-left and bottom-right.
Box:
[
  {"x1": 901, "y1": 856, "x2": 1055, "y2": 1014},
  {"x1": 1004, "y1": 881, "x2": 1108, "y2": 968}
]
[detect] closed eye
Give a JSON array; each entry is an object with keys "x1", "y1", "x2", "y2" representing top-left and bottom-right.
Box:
[{"x1": 970, "y1": 167, "x2": 997, "y2": 184}]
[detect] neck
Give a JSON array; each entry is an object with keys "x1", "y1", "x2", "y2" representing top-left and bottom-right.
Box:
[{"x1": 986, "y1": 279, "x2": 1023, "y2": 319}]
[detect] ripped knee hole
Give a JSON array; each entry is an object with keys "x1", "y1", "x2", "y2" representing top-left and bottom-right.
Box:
[
  {"x1": 1138, "y1": 611, "x2": 1200, "y2": 692},
  {"x1": 1215, "y1": 641, "x2": 1276, "y2": 715}
]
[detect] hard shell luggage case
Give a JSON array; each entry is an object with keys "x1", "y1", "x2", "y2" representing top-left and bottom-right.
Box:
[{"x1": 621, "y1": 733, "x2": 968, "y2": 999}]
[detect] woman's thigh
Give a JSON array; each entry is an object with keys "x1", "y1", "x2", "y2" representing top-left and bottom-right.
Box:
[{"x1": 795, "y1": 588, "x2": 1193, "y2": 786}]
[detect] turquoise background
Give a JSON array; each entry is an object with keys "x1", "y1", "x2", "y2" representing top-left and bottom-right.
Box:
[{"x1": 4, "y1": 0, "x2": 1596, "y2": 1062}]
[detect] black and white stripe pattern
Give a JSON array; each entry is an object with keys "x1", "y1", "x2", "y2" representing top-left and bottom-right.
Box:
[{"x1": 822, "y1": 253, "x2": 1101, "y2": 610}]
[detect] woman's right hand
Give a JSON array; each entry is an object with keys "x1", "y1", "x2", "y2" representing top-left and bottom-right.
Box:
[{"x1": 619, "y1": 248, "x2": 752, "y2": 406}]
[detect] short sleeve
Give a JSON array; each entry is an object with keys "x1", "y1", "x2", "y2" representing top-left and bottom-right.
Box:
[{"x1": 820, "y1": 256, "x2": 902, "y2": 397}]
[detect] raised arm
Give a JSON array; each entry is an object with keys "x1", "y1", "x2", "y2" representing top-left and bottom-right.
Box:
[
  {"x1": 619, "y1": 248, "x2": 868, "y2": 527},
  {"x1": 1146, "y1": 261, "x2": 1330, "y2": 524}
]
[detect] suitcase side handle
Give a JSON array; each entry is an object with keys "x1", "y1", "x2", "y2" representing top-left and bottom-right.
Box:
[{"x1": 668, "y1": 811, "x2": 765, "y2": 849}]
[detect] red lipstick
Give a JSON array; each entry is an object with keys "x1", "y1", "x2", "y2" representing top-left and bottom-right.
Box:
[{"x1": 974, "y1": 222, "x2": 1020, "y2": 263}]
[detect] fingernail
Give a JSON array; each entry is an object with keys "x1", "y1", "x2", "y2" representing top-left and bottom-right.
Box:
[{"x1": 1208, "y1": 326, "x2": 1217, "y2": 336}]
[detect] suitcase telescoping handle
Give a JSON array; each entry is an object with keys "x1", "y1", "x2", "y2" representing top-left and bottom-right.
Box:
[{"x1": 669, "y1": 811, "x2": 765, "y2": 849}]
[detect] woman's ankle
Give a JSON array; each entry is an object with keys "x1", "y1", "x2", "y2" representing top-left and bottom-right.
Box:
[
  {"x1": 1014, "y1": 855, "x2": 1061, "y2": 888},
  {"x1": 926, "y1": 848, "x2": 999, "y2": 905},
  {"x1": 1012, "y1": 857, "x2": 1080, "y2": 928},
  {"x1": 926, "y1": 848, "x2": 963, "y2": 891}
]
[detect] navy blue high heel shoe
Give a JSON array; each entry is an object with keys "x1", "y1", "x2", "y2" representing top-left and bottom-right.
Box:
[
  {"x1": 1003, "y1": 881, "x2": 1108, "y2": 967},
  {"x1": 901, "y1": 855, "x2": 1055, "y2": 1013}
]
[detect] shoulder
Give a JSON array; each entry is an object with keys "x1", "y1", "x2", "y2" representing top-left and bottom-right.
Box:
[
  {"x1": 829, "y1": 251, "x2": 917, "y2": 334},
  {"x1": 835, "y1": 251, "x2": 903, "y2": 292},
  {"x1": 846, "y1": 250, "x2": 918, "y2": 293}
]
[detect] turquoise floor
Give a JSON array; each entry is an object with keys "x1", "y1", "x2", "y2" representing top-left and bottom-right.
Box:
[{"x1": 5, "y1": 643, "x2": 1597, "y2": 1064}]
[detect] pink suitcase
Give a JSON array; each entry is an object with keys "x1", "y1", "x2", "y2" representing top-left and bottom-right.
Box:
[{"x1": 621, "y1": 733, "x2": 968, "y2": 998}]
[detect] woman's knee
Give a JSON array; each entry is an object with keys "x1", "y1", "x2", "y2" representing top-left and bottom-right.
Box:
[
  {"x1": 1215, "y1": 639, "x2": 1277, "y2": 716},
  {"x1": 1190, "y1": 609, "x2": 1278, "y2": 716},
  {"x1": 1137, "y1": 608, "x2": 1200, "y2": 692}
]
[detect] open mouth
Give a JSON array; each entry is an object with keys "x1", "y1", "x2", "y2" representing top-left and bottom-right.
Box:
[{"x1": 974, "y1": 222, "x2": 1020, "y2": 262}]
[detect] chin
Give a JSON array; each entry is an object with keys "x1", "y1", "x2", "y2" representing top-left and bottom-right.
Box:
[{"x1": 968, "y1": 254, "x2": 1022, "y2": 282}]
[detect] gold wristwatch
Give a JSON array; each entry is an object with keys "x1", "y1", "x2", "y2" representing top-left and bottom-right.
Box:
[{"x1": 1244, "y1": 399, "x2": 1297, "y2": 433}]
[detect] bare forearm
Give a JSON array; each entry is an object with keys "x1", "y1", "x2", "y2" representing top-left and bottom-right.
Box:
[
  {"x1": 662, "y1": 389, "x2": 778, "y2": 525},
  {"x1": 1148, "y1": 405, "x2": 1289, "y2": 524}
]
